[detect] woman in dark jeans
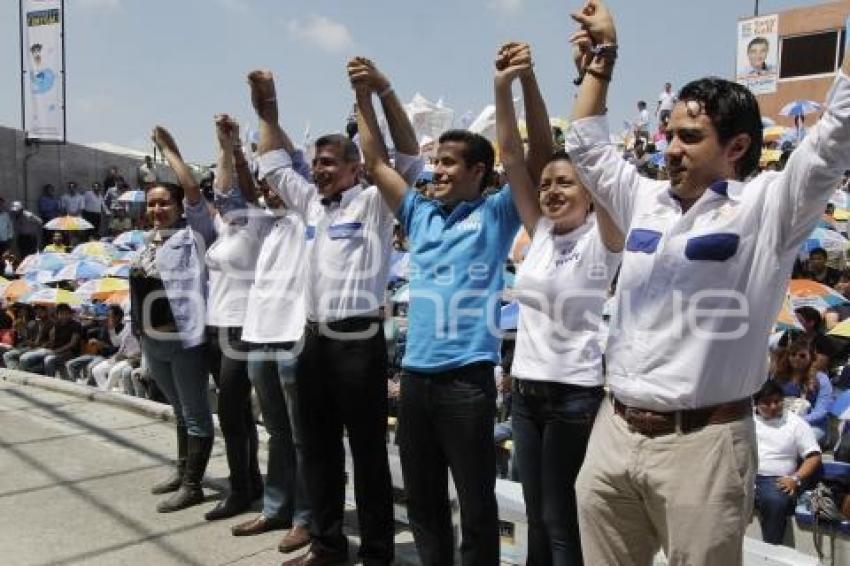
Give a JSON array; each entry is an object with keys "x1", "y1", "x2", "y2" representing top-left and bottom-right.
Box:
[
  {"x1": 495, "y1": 43, "x2": 623, "y2": 565},
  {"x1": 131, "y1": 126, "x2": 217, "y2": 513}
]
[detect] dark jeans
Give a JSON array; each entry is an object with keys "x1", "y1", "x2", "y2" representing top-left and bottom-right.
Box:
[
  {"x1": 754, "y1": 475, "x2": 796, "y2": 544},
  {"x1": 297, "y1": 318, "x2": 393, "y2": 563},
  {"x1": 512, "y1": 380, "x2": 604, "y2": 566},
  {"x1": 399, "y1": 362, "x2": 499, "y2": 566},
  {"x1": 207, "y1": 326, "x2": 260, "y2": 494}
]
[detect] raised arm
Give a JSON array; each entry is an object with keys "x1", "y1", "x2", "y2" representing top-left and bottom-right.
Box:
[
  {"x1": 213, "y1": 114, "x2": 236, "y2": 194},
  {"x1": 349, "y1": 59, "x2": 409, "y2": 212},
  {"x1": 518, "y1": 48, "x2": 554, "y2": 187},
  {"x1": 348, "y1": 57, "x2": 423, "y2": 185},
  {"x1": 494, "y1": 42, "x2": 541, "y2": 236},
  {"x1": 247, "y1": 70, "x2": 317, "y2": 217},
  {"x1": 569, "y1": 0, "x2": 616, "y2": 121},
  {"x1": 152, "y1": 126, "x2": 202, "y2": 206}
]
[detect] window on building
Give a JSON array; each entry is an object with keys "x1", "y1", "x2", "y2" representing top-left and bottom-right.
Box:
[{"x1": 780, "y1": 31, "x2": 839, "y2": 79}]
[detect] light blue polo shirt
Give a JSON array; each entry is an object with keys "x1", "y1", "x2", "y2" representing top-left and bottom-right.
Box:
[{"x1": 397, "y1": 186, "x2": 521, "y2": 373}]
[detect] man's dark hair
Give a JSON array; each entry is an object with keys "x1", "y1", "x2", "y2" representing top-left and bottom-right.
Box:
[
  {"x1": 55, "y1": 303, "x2": 73, "y2": 314},
  {"x1": 809, "y1": 247, "x2": 828, "y2": 260},
  {"x1": 748, "y1": 37, "x2": 769, "y2": 52},
  {"x1": 146, "y1": 182, "x2": 185, "y2": 208},
  {"x1": 549, "y1": 150, "x2": 572, "y2": 165},
  {"x1": 637, "y1": 100, "x2": 647, "y2": 109},
  {"x1": 438, "y1": 129, "x2": 495, "y2": 191},
  {"x1": 753, "y1": 379, "x2": 784, "y2": 403},
  {"x1": 108, "y1": 305, "x2": 124, "y2": 320},
  {"x1": 677, "y1": 77, "x2": 762, "y2": 179},
  {"x1": 30, "y1": 43, "x2": 42, "y2": 53},
  {"x1": 315, "y1": 134, "x2": 360, "y2": 163}
]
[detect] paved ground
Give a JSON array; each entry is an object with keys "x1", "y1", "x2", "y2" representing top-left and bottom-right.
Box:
[{"x1": 0, "y1": 378, "x2": 419, "y2": 566}]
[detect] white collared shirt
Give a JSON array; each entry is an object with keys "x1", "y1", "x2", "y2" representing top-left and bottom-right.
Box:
[
  {"x1": 259, "y1": 149, "x2": 423, "y2": 323},
  {"x1": 565, "y1": 71, "x2": 850, "y2": 411},
  {"x1": 242, "y1": 210, "x2": 310, "y2": 344},
  {"x1": 61, "y1": 192, "x2": 85, "y2": 215},
  {"x1": 84, "y1": 190, "x2": 104, "y2": 214},
  {"x1": 512, "y1": 215, "x2": 621, "y2": 387}
]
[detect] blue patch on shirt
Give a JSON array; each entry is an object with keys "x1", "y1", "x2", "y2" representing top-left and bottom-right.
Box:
[
  {"x1": 625, "y1": 228, "x2": 662, "y2": 254},
  {"x1": 305, "y1": 226, "x2": 316, "y2": 241},
  {"x1": 327, "y1": 221, "x2": 363, "y2": 240},
  {"x1": 684, "y1": 233, "x2": 740, "y2": 261}
]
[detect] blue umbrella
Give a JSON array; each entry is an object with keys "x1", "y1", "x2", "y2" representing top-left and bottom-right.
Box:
[
  {"x1": 113, "y1": 229, "x2": 146, "y2": 249},
  {"x1": 779, "y1": 100, "x2": 822, "y2": 118},
  {"x1": 105, "y1": 263, "x2": 130, "y2": 278},
  {"x1": 24, "y1": 270, "x2": 57, "y2": 284},
  {"x1": 52, "y1": 260, "x2": 108, "y2": 282},
  {"x1": 16, "y1": 252, "x2": 71, "y2": 275},
  {"x1": 500, "y1": 301, "x2": 519, "y2": 332},
  {"x1": 829, "y1": 390, "x2": 850, "y2": 420}
]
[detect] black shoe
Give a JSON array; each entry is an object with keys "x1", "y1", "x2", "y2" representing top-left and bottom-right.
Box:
[
  {"x1": 204, "y1": 491, "x2": 254, "y2": 521},
  {"x1": 151, "y1": 425, "x2": 188, "y2": 495},
  {"x1": 156, "y1": 435, "x2": 212, "y2": 513}
]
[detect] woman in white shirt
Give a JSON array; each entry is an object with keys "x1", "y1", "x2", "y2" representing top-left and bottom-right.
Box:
[
  {"x1": 202, "y1": 116, "x2": 266, "y2": 521},
  {"x1": 495, "y1": 42, "x2": 623, "y2": 565}
]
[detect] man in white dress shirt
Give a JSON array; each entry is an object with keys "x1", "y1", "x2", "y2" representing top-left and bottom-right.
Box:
[
  {"x1": 567, "y1": 1, "x2": 850, "y2": 564},
  {"x1": 248, "y1": 69, "x2": 422, "y2": 566}
]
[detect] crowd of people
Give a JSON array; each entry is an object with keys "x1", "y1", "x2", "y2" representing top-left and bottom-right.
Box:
[{"x1": 6, "y1": 1, "x2": 850, "y2": 565}]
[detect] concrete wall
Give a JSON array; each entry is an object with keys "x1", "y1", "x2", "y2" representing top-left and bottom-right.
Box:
[{"x1": 0, "y1": 125, "x2": 169, "y2": 213}]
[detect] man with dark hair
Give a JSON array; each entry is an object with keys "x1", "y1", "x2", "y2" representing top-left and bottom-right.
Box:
[
  {"x1": 38, "y1": 184, "x2": 62, "y2": 223},
  {"x1": 566, "y1": 1, "x2": 850, "y2": 563},
  {"x1": 804, "y1": 246, "x2": 841, "y2": 287},
  {"x1": 248, "y1": 68, "x2": 422, "y2": 566},
  {"x1": 350, "y1": 52, "x2": 538, "y2": 564}
]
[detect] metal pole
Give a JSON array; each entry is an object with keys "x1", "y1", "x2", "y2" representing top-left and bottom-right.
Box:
[
  {"x1": 19, "y1": 0, "x2": 25, "y2": 134},
  {"x1": 755, "y1": 0, "x2": 760, "y2": 16},
  {"x1": 60, "y1": 0, "x2": 66, "y2": 144}
]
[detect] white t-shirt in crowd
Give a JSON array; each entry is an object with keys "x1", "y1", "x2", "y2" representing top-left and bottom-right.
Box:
[
  {"x1": 242, "y1": 210, "x2": 310, "y2": 344},
  {"x1": 61, "y1": 192, "x2": 85, "y2": 215},
  {"x1": 755, "y1": 410, "x2": 821, "y2": 477},
  {"x1": 658, "y1": 91, "x2": 676, "y2": 113},
  {"x1": 512, "y1": 215, "x2": 621, "y2": 387},
  {"x1": 205, "y1": 209, "x2": 263, "y2": 328},
  {"x1": 84, "y1": 190, "x2": 104, "y2": 214}
]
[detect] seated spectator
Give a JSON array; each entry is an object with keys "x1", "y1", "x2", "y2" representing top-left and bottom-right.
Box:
[
  {"x1": 0, "y1": 304, "x2": 32, "y2": 363},
  {"x1": 754, "y1": 380, "x2": 822, "y2": 545},
  {"x1": 43, "y1": 231, "x2": 68, "y2": 253},
  {"x1": 3, "y1": 305, "x2": 52, "y2": 369},
  {"x1": 90, "y1": 306, "x2": 141, "y2": 395},
  {"x1": 65, "y1": 308, "x2": 120, "y2": 384},
  {"x1": 20, "y1": 304, "x2": 81, "y2": 378},
  {"x1": 825, "y1": 271, "x2": 850, "y2": 329},
  {"x1": 771, "y1": 340, "x2": 834, "y2": 443},
  {"x1": 802, "y1": 247, "x2": 841, "y2": 288},
  {"x1": 795, "y1": 306, "x2": 826, "y2": 345}
]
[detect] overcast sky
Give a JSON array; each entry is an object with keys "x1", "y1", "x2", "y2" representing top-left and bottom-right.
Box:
[{"x1": 0, "y1": 0, "x2": 828, "y2": 164}]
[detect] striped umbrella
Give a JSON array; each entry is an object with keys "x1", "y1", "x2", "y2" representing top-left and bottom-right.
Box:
[
  {"x1": 44, "y1": 215, "x2": 94, "y2": 231},
  {"x1": 788, "y1": 279, "x2": 849, "y2": 312},
  {"x1": 21, "y1": 288, "x2": 83, "y2": 306},
  {"x1": 776, "y1": 297, "x2": 803, "y2": 331},
  {"x1": 113, "y1": 230, "x2": 146, "y2": 249},
  {"x1": 52, "y1": 260, "x2": 108, "y2": 282},
  {"x1": 105, "y1": 263, "x2": 130, "y2": 278},
  {"x1": 72, "y1": 241, "x2": 119, "y2": 260},
  {"x1": 16, "y1": 253, "x2": 72, "y2": 274},
  {"x1": 76, "y1": 277, "x2": 129, "y2": 300}
]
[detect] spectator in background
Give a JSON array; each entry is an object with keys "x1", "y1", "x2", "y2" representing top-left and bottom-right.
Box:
[
  {"x1": 0, "y1": 198, "x2": 14, "y2": 256},
  {"x1": 825, "y1": 270, "x2": 850, "y2": 329},
  {"x1": 10, "y1": 201, "x2": 42, "y2": 257},
  {"x1": 103, "y1": 166, "x2": 126, "y2": 190},
  {"x1": 804, "y1": 247, "x2": 841, "y2": 287},
  {"x1": 65, "y1": 309, "x2": 118, "y2": 384},
  {"x1": 633, "y1": 100, "x2": 650, "y2": 142},
  {"x1": 43, "y1": 231, "x2": 67, "y2": 253},
  {"x1": 4, "y1": 305, "x2": 52, "y2": 369},
  {"x1": 753, "y1": 380, "x2": 822, "y2": 545},
  {"x1": 37, "y1": 184, "x2": 63, "y2": 223},
  {"x1": 771, "y1": 340, "x2": 833, "y2": 444},
  {"x1": 90, "y1": 306, "x2": 141, "y2": 394},
  {"x1": 656, "y1": 82, "x2": 676, "y2": 126},
  {"x1": 61, "y1": 181, "x2": 85, "y2": 217},
  {"x1": 0, "y1": 304, "x2": 34, "y2": 364},
  {"x1": 20, "y1": 304, "x2": 81, "y2": 379},
  {"x1": 137, "y1": 155, "x2": 157, "y2": 188},
  {"x1": 83, "y1": 183, "x2": 107, "y2": 235}
]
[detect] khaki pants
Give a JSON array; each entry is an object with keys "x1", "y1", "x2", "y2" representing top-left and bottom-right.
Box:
[{"x1": 576, "y1": 398, "x2": 756, "y2": 566}]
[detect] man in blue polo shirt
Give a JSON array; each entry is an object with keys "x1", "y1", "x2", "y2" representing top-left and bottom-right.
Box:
[{"x1": 349, "y1": 57, "x2": 522, "y2": 565}]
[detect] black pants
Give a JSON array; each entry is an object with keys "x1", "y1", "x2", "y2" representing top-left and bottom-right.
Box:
[
  {"x1": 207, "y1": 326, "x2": 260, "y2": 494},
  {"x1": 82, "y1": 211, "x2": 101, "y2": 235},
  {"x1": 399, "y1": 363, "x2": 499, "y2": 566},
  {"x1": 17, "y1": 234, "x2": 37, "y2": 257},
  {"x1": 297, "y1": 318, "x2": 393, "y2": 564}
]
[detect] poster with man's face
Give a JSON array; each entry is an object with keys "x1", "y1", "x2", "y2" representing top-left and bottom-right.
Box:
[{"x1": 736, "y1": 14, "x2": 779, "y2": 95}]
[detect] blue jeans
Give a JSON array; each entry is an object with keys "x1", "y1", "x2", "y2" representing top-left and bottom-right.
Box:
[
  {"x1": 754, "y1": 475, "x2": 796, "y2": 544},
  {"x1": 19, "y1": 348, "x2": 52, "y2": 373},
  {"x1": 141, "y1": 335, "x2": 213, "y2": 438},
  {"x1": 247, "y1": 343, "x2": 311, "y2": 526},
  {"x1": 512, "y1": 381, "x2": 603, "y2": 566}
]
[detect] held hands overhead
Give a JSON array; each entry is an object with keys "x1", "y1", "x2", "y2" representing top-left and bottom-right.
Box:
[{"x1": 494, "y1": 41, "x2": 534, "y2": 84}]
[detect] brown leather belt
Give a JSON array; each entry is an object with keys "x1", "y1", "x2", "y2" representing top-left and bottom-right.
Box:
[{"x1": 612, "y1": 396, "x2": 751, "y2": 437}]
